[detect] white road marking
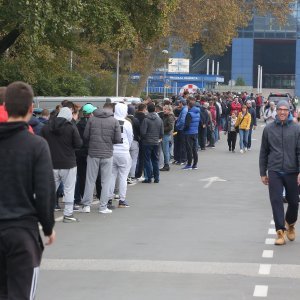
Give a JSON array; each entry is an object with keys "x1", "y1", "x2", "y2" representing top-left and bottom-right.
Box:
[
  {"x1": 40, "y1": 259, "x2": 300, "y2": 279},
  {"x1": 262, "y1": 250, "x2": 274, "y2": 258},
  {"x1": 265, "y1": 238, "x2": 275, "y2": 245},
  {"x1": 199, "y1": 177, "x2": 227, "y2": 188},
  {"x1": 270, "y1": 220, "x2": 275, "y2": 225},
  {"x1": 253, "y1": 285, "x2": 268, "y2": 297},
  {"x1": 268, "y1": 228, "x2": 276, "y2": 235},
  {"x1": 258, "y1": 264, "x2": 271, "y2": 275}
]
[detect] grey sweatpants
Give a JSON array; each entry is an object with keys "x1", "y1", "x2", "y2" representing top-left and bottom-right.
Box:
[
  {"x1": 82, "y1": 155, "x2": 113, "y2": 211},
  {"x1": 109, "y1": 153, "x2": 132, "y2": 202},
  {"x1": 129, "y1": 140, "x2": 139, "y2": 178},
  {"x1": 53, "y1": 167, "x2": 77, "y2": 216}
]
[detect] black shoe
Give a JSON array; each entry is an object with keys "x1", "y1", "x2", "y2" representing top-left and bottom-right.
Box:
[
  {"x1": 55, "y1": 204, "x2": 62, "y2": 211},
  {"x1": 154, "y1": 179, "x2": 159, "y2": 183},
  {"x1": 160, "y1": 164, "x2": 170, "y2": 171},
  {"x1": 107, "y1": 199, "x2": 115, "y2": 209},
  {"x1": 63, "y1": 215, "x2": 79, "y2": 223},
  {"x1": 142, "y1": 180, "x2": 151, "y2": 183},
  {"x1": 229, "y1": 148, "x2": 231, "y2": 151}
]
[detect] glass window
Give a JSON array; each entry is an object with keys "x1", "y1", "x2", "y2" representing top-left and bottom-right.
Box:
[
  {"x1": 254, "y1": 16, "x2": 266, "y2": 31},
  {"x1": 244, "y1": 31, "x2": 254, "y2": 38},
  {"x1": 254, "y1": 32, "x2": 265, "y2": 38},
  {"x1": 275, "y1": 32, "x2": 286, "y2": 38}
]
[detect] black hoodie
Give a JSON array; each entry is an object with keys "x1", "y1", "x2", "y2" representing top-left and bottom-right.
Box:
[
  {"x1": 41, "y1": 117, "x2": 82, "y2": 169},
  {"x1": 0, "y1": 122, "x2": 55, "y2": 236}
]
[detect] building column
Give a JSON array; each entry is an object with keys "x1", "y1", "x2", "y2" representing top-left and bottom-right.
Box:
[
  {"x1": 295, "y1": 40, "x2": 300, "y2": 97},
  {"x1": 231, "y1": 38, "x2": 254, "y2": 86}
]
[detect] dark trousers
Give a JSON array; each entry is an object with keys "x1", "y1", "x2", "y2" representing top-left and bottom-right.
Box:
[
  {"x1": 198, "y1": 126, "x2": 207, "y2": 149},
  {"x1": 0, "y1": 227, "x2": 43, "y2": 300},
  {"x1": 186, "y1": 134, "x2": 198, "y2": 166},
  {"x1": 143, "y1": 144, "x2": 159, "y2": 182},
  {"x1": 135, "y1": 141, "x2": 144, "y2": 178},
  {"x1": 247, "y1": 127, "x2": 253, "y2": 149},
  {"x1": 74, "y1": 155, "x2": 87, "y2": 204},
  {"x1": 96, "y1": 168, "x2": 102, "y2": 199},
  {"x1": 227, "y1": 131, "x2": 237, "y2": 151},
  {"x1": 268, "y1": 171, "x2": 299, "y2": 231},
  {"x1": 256, "y1": 106, "x2": 261, "y2": 119},
  {"x1": 207, "y1": 125, "x2": 215, "y2": 146},
  {"x1": 174, "y1": 130, "x2": 187, "y2": 163}
]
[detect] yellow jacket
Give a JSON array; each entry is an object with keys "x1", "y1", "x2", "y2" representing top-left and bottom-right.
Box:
[{"x1": 235, "y1": 112, "x2": 251, "y2": 130}]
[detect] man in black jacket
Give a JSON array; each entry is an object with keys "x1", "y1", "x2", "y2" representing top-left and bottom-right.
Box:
[
  {"x1": 41, "y1": 107, "x2": 82, "y2": 222},
  {"x1": 0, "y1": 81, "x2": 55, "y2": 300},
  {"x1": 140, "y1": 103, "x2": 164, "y2": 183},
  {"x1": 260, "y1": 100, "x2": 300, "y2": 246}
]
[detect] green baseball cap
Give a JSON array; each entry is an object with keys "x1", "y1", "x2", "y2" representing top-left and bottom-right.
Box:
[{"x1": 82, "y1": 103, "x2": 97, "y2": 114}]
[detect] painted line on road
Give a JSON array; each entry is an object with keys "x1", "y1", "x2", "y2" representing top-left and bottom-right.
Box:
[
  {"x1": 258, "y1": 264, "x2": 271, "y2": 275},
  {"x1": 41, "y1": 259, "x2": 300, "y2": 279},
  {"x1": 265, "y1": 238, "x2": 275, "y2": 245},
  {"x1": 262, "y1": 250, "x2": 273, "y2": 258},
  {"x1": 253, "y1": 285, "x2": 268, "y2": 297},
  {"x1": 268, "y1": 228, "x2": 276, "y2": 235}
]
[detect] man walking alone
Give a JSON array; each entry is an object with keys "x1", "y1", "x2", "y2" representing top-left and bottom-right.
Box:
[{"x1": 259, "y1": 100, "x2": 300, "y2": 245}]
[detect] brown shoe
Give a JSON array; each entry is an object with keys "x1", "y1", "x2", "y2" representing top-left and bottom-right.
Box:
[
  {"x1": 286, "y1": 222, "x2": 296, "y2": 241},
  {"x1": 275, "y1": 229, "x2": 286, "y2": 245}
]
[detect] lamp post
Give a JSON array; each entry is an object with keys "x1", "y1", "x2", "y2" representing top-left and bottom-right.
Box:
[
  {"x1": 162, "y1": 49, "x2": 169, "y2": 98},
  {"x1": 116, "y1": 51, "x2": 120, "y2": 97}
]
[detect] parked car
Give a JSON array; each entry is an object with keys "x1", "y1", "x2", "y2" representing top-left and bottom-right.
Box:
[{"x1": 267, "y1": 93, "x2": 291, "y2": 105}]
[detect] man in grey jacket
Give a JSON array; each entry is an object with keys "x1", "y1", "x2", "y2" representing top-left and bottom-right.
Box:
[
  {"x1": 140, "y1": 103, "x2": 164, "y2": 183},
  {"x1": 259, "y1": 100, "x2": 300, "y2": 245},
  {"x1": 81, "y1": 104, "x2": 122, "y2": 214}
]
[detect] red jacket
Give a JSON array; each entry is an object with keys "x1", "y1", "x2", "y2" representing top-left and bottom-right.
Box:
[
  {"x1": 0, "y1": 105, "x2": 8, "y2": 122},
  {"x1": 231, "y1": 101, "x2": 242, "y2": 113}
]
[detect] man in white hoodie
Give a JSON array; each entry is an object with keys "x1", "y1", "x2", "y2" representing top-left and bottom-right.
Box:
[{"x1": 108, "y1": 103, "x2": 133, "y2": 208}]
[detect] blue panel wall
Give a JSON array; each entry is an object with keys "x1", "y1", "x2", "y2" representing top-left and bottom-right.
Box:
[
  {"x1": 231, "y1": 38, "x2": 254, "y2": 86},
  {"x1": 295, "y1": 40, "x2": 300, "y2": 97}
]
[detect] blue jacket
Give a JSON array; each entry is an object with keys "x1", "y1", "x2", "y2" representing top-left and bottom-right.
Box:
[
  {"x1": 184, "y1": 106, "x2": 201, "y2": 135},
  {"x1": 176, "y1": 106, "x2": 188, "y2": 131}
]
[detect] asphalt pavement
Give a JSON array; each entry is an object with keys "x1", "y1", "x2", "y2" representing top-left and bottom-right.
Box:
[{"x1": 37, "y1": 119, "x2": 300, "y2": 300}]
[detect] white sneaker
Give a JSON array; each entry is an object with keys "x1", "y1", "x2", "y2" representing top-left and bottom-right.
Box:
[
  {"x1": 79, "y1": 205, "x2": 90, "y2": 213},
  {"x1": 114, "y1": 194, "x2": 120, "y2": 200},
  {"x1": 240, "y1": 149, "x2": 244, "y2": 154},
  {"x1": 99, "y1": 208, "x2": 112, "y2": 214},
  {"x1": 244, "y1": 148, "x2": 248, "y2": 152}
]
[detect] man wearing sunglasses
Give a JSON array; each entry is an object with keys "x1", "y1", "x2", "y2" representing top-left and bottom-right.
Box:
[{"x1": 260, "y1": 100, "x2": 300, "y2": 246}]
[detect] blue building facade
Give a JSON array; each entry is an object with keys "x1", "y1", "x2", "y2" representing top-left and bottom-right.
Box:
[{"x1": 191, "y1": 0, "x2": 300, "y2": 96}]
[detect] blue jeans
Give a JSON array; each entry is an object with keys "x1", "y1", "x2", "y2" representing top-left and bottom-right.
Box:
[
  {"x1": 143, "y1": 144, "x2": 159, "y2": 182},
  {"x1": 239, "y1": 129, "x2": 249, "y2": 150},
  {"x1": 162, "y1": 134, "x2": 171, "y2": 165},
  {"x1": 214, "y1": 126, "x2": 219, "y2": 143}
]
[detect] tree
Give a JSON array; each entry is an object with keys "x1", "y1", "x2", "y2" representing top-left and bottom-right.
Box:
[{"x1": 235, "y1": 77, "x2": 246, "y2": 86}]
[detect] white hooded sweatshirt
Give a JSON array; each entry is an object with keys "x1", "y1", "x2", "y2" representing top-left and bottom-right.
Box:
[{"x1": 113, "y1": 103, "x2": 133, "y2": 154}]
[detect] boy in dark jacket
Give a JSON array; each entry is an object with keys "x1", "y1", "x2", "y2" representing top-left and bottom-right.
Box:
[
  {"x1": 41, "y1": 107, "x2": 82, "y2": 222},
  {"x1": 0, "y1": 81, "x2": 55, "y2": 299}
]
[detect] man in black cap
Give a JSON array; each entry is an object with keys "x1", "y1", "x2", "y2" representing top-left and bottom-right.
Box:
[{"x1": 259, "y1": 100, "x2": 300, "y2": 246}]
